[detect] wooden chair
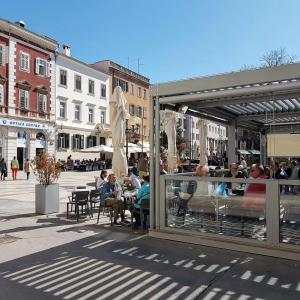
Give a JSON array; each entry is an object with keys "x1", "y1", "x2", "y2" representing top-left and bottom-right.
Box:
[{"x1": 131, "y1": 199, "x2": 150, "y2": 230}]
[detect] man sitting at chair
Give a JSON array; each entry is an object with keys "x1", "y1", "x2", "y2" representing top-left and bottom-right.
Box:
[
  {"x1": 100, "y1": 173, "x2": 127, "y2": 224},
  {"x1": 132, "y1": 175, "x2": 150, "y2": 229},
  {"x1": 128, "y1": 169, "x2": 141, "y2": 189}
]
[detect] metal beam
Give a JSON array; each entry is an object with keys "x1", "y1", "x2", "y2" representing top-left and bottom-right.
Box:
[
  {"x1": 158, "y1": 81, "x2": 300, "y2": 106},
  {"x1": 237, "y1": 110, "x2": 300, "y2": 121}
]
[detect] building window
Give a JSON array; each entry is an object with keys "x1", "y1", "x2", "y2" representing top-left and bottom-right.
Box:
[
  {"x1": 57, "y1": 133, "x2": 69, "y2": 149},
  {"x1": 0, "y1": 84, "x2": 3, "y2": 106},
  {"x1": 74, "y1": 104, "x2": 81, "y2": 121},
  {"x1": 100, "y1": 110, "x2": 106, "y2": 124},
  {"x1": 59, "y1": 102, "x2": 66, "y2": 118},
  {"x1": 74, "y1": 75, "x2": 82, "y2": 91},
  {"x1": 88, "y1": 108, "x2": 94, "y2": 123},
  {"x1": 130, "y1": 83, "x2": 134, "y2": 95},
  {"x1": 86, "y1": 136, "x2": 96, "y2": 148},
  {"x1": 35, "y1": 58, "x2": 48, "y2": 76},
  {"x1": 38, "y1": 94, "x2": 46, "y2": 113},
  {"x1": 19, "y1": 89, "x2": 29, "y2": 110},
  {"x1": 113, "y1": 77, "x2": 128, "y2": 92},
  {"x1": 137, "y1": 106, "x2": 142, "y2": 117},
  {"x1": 0, "y1": 45, "x2": 3, "y2": 65},
  {"x1": 20, "y1": 52, "x2": 30, "y2": 72},
  {"x1": 72, "y1": 134, "x2": 84, "y2": 150},
  {"x1": 129, "y1": 104, "x2": 135, "y2": 115},
  {"x1": 60, "y1": 69, "x2": 67, "y2": 86},
  {"x1": 89, "y1": 79, "x2": 95, "y2": 95},
  {"x1": 138, "y1": 87, "x2": 142, "y2": 98},
  {"x1": 101, "y1": 84, "x2": 106, "y2": 98},
  {"x1": 143, "y1": 89, "x2": 147, "y2": 100}
]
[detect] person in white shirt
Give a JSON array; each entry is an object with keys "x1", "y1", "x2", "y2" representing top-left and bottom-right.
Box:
[
  {"x1": 128, "y1": 169, "x2": 141, "y2": 189},
  {"x1": 96, "y1": 170, "x2": 108, "y2": 189}
]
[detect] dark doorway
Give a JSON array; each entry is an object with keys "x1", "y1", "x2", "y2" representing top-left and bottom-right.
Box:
[
  {"x1": 36, "y1": 148, "x2": 45, "y2": 156},
  {"x1": 17, "y1": 147, "x2": 24, "y2": 170}
]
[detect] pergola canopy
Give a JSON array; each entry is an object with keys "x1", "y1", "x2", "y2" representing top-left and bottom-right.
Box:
[{"x1": 153, "y1": 63, "x2": 300, "y2": 131}]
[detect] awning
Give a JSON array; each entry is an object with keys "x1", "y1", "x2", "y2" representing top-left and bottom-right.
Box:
[
  {"x1": 237, "y1": 149, "x2": 250, "y2": 155},
  {"x1": 248, "y1": 149, "x2": 260, "y2": 155},
  {"x1": 81, "y1": 145, "x2": 113, "y2": 153}
]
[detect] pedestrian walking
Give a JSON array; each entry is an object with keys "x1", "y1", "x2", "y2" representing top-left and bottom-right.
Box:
[
  {"x1": 0, "y1": 158, "x2": 7, "y2": 181},
  {"x1": 11, "y1": 156, "x2": 19, "y2": 180},
  {"x1": 24, "y1": 158, "x2": 30, "y2": 180}
]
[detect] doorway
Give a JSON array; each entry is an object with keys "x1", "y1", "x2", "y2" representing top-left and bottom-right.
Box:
[{"x1": 17, "y1": 147, "x2": 24, "y2": 170}]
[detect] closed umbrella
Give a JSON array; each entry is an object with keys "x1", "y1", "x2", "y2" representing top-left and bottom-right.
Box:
[
  {"x1": 110, "y1": 86, "x2": 129, "y2": 178},
  {"x1": 198, "y1": 119, "x2": 208, "y2": 165}
]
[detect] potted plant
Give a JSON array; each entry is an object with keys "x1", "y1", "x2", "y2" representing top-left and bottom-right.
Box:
[{"x1": 31, "y1": 153, "x2": 61, "y2": 214}]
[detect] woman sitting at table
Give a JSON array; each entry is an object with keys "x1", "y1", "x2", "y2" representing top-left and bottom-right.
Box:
[
  {"x1": 132, "y1": 175, "x2": 150, "y2": 229},
  {"x1": 96, "y1": 170, "x2": 108, "y2": 189}
]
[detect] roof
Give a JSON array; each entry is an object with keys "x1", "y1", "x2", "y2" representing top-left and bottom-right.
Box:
[
  {"x1": 153, "y1": 63, "x2": 300, "y2": 131},
  {"x1": 92, "y1": 60, "x2": 150, "y2": 84},
  {"x1": 0, "y1": 18, "x2": 58, "y2": 51}
]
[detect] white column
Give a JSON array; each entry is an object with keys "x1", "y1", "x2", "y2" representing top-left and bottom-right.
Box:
[
  {"x1": 227, "y1": 122, "x2": 237, "y2": 165},
  {"x1": 8, "y1": 38, "x2": 16, "y2": 116}
]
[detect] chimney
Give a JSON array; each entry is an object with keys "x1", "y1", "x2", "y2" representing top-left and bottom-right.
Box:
[
  {"x1": 15, "y1": 20, "x2": 25, "y2": 28},
  {"x1": 63, "y1": 44, "x2": 71, "y2": 56}
]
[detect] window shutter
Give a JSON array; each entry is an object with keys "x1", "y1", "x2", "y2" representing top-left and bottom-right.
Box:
[
  {"x1": 0, "y1": 85, "x2": 3, "y2": 105},
  {"x1": 46, "y1": 62, "x2": 50, "y2": 77},
  {"x1": 134, "y1": 105, "x2": 138, "y2": 116},
  {"x1": 25, "y1": 91, "x2": 29, "y2": 109},
  {"x1": 43, "y1": 95, "x2": 46, "y2": 112},
  {"x1": 35, "y1": 58, "x2": 39, "y2": 74},
  {"x1": 65, "y1": 134, "x2": 69, "y2": 148},
  {"x1": 93, "y1": 136, "x2": 96, "y2": 146},
  {"x1": 80, "y1": 135, "x2": 84, "y2": 149},
  {"x1": 57, "y1": 134, "x2": 61, "y2": 148}
]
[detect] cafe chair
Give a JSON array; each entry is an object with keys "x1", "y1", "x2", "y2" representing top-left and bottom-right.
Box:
[
  {"x1": 67, "y1": 190, "x2": 91, "y2": 222},
  {"x1": 89, "y1": 189, "x2": 100, "y2": 218}
]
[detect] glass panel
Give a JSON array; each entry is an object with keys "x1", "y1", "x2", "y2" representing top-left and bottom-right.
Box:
[
  {"x1": 280, "y1": 183, "x2": 300, "y2": 245},
  {"x1": 165, "y1": 178, "x2": 266, "y2": 241}
]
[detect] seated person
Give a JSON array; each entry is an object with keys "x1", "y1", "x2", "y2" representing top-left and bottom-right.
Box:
[
  {"x1": 100, "y1": 174, "x2": 127, "y2": 224},
  {"x1": 96, "y1": 170, "x2": 108, "y2": 189},
  {"x1": 241, "y1": 164, "x2": 266, "y2": 210},
  {"x1": 128, "y1": 169, "x2": 141, "y2": 189},
  {"x1": 132, "y1": 175, "x2": 150, "y2": 229},
  {"x1": 224, "y1": 162, "x2": 246, "y2": 194}
]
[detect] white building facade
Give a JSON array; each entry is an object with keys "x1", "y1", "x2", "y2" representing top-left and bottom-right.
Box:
[{"x1": 55, "y1": 49, "x2": 111, "y2": 161}]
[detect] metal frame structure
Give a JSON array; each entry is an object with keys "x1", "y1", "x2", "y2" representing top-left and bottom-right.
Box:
[{"x1": 149, "y1": 63, "x2": 300, "y2": 260}]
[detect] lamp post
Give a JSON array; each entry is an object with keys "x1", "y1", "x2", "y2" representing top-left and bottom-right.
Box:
[{"x1": 141, "y1": 116, "x2": 144, "y2": 153}]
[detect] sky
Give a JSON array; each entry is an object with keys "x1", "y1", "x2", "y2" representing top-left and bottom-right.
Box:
[{"x1": 1, "y1": 0, "x2": 300, "y2": 83}]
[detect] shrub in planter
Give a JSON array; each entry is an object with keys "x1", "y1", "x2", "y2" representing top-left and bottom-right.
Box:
[{"x1": 31, "y1": 154, "x2": 61, "y2": 214}]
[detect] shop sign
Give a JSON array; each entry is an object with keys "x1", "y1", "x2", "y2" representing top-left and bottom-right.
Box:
[{"x1": 0, "y1": 118, "x2": 49, "y2": 130}]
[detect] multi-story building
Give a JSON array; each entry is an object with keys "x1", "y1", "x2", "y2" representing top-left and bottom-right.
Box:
[
  {"x1": 92, "y1": 60, "x2": 150, "y2": 147},
  {"x1": 0, "y1": 19, "x2": 58, "y2": 169},
  {"x1": 177, "y1": 114, "x2": 227, "y2": 159},
  {"x1": 55, "y1": 47, "x2": 110, "y2": 161}
]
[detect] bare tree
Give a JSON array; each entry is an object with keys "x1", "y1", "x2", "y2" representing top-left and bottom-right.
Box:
[{"x1": 260, "y1": 48, "x2": 297, "y2": 67}]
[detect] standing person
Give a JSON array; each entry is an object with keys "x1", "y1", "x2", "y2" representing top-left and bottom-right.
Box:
[
  {"x1": 0, "y1": 158, "x2": 7, "y2": 181},
  {"x1": 11, "y1": 156, "x2": 19, "y2": 180},
  {"x1": 24, "y1": 158, "x2": 30, "y2": 180},
  {"x1": 138, "y1": 153, "x2": 149, "y2": 177}
]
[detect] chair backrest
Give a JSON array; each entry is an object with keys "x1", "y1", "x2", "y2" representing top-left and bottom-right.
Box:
[
  {"x1": 73, "y1": 191, "x2": 90, "y2": 202},
  {"x1": 76, "y1": 186, "x2": 86, "y2": 190},
  {"x1": 90, "y1": 189, "x2": 100, "y2": 199}
]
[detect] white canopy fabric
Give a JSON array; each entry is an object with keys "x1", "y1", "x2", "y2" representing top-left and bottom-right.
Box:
[
  {"x1": 81, "y1": 145, "x2": 113, "y2": 153},
  {"x1": 198, "y1": 119, "x2": 208, "y2": 165},
  {"x1": 110, "y1": 86, "x2": 129, "y2": 178}
]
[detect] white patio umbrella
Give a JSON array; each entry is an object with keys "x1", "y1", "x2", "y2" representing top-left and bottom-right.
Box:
[
  {"x1": 198, "y1": 119, "x2": 208, "y2": 165},
  {"x1": 164, "y1": 110, "x2": 177, "y2": 173},
  {"x1": 81, "y1": 145, "x2": 114, "y2": 153},
  {"x1": 110, "y1": 86, "x2": 129, "y2": 178}
]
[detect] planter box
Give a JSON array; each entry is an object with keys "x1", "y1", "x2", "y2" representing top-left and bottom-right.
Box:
[{"x1": 35, "y1": 184, "x2": 59, "y2": 214}]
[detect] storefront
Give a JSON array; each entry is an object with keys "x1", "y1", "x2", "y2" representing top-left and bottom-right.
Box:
[{"x1": 0, "y1": 117, "x2": 55, "y2": 169}]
